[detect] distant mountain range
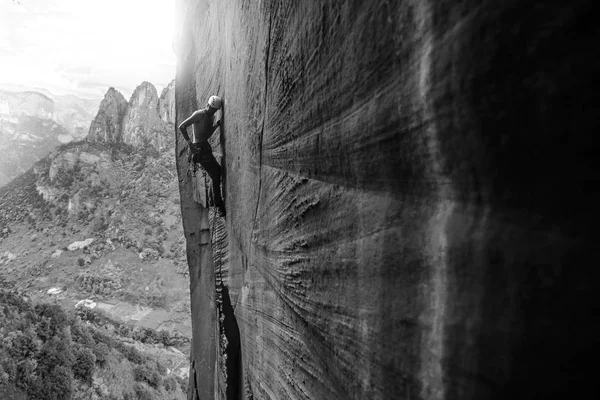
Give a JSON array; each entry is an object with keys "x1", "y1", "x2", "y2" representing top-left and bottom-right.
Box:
[
  {"x1": 0, "y1": 88, "x2": 101, "y2": 138},
  {"x1": 0, "y1": 88, "x2": 101, "y2": 187},
  {"x1": 0, "y1": 80, "x2": 174, "y2": 187}
]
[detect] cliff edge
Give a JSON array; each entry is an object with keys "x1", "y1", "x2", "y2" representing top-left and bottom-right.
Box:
[{"x1": 174, "y1": 1, "x2": 599, "y2": 399}]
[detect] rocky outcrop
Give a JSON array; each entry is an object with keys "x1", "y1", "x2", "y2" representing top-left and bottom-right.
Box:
[
  {"x1": 48, "y1": 151, "x2": 80, "y2": 181},
  {"x1": 175, "y1": 1, "x2": 598, "y2": 399},
  {"x1": 159, "y1": 80, "x2": 176, "y2": 124},
  {"x1": 88, "y1": 83, "x2": 172, "y2": 153},
  {"x1": 122, "y1": 82, "x2": 171, "y2": 151},
  {"x1": 87, "y1": 88, "x2": 128, "y2": 143}
]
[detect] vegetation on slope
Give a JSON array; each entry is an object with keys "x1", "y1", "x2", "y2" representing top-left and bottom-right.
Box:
[
  {"x1": 0, "y1": 285, "x2": 187, "y2": 400},
  {"x1": 0, "y1": 138, "x2": 190, "y2": 308},
  {"x1": 0, "y1": 135, "x2": 192, "y2": 399}
]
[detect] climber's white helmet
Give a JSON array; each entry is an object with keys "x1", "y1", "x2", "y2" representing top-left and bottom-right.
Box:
[{"x1": 207, "y1": 95, "x2": 222, "y2": 109}]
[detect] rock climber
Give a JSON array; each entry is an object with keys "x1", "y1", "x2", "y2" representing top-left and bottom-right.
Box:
[{"x1": 179, "y1": 95, "x2": 226, "y2": 217}]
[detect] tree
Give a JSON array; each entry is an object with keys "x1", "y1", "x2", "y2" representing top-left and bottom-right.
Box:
[
  {"x1": 70, "y1": 318, "x2": 94, "y2": 347},
  {"x1": 73, "y1": 347, "x2": 96, "y2": 383},
  {"x1": 37, "y1": 336, "x2": 74, "y2": 376},
  {"x1": 34, "y1": 304, "x2": 68, "y2": 341},
  {"x1": 0, "y1": 364, "x2": 8, "y2": 386},
  {"x1": 9, "y1": 328, "x2": 39, "y2": 359},
  {"x1": 93, "y1": 342, "x2": 110, "y2": 366},
  {"x1": 134, "y1": 382, "x2": 156, "y2": 400},
  {"x1": 157, "y1": 330, "x2": 170, "y2": 346},
  {"x1": 155, "y1": 359, "x2": 167, "y2": 375},
  {"x1": 0, "y1": 357, "x2": 17, "y2": 382},
  {"x1": 163, "y1": 375, "x2": 178, "y2": 392},
  {"x1": 133, "y1": 363, "x2": 162, "y2": 388},
  {"x1": 119, "y1": 343, "x2": 144, "y2": 364},
  {"x1": 42, "y1": 365, "x2": 73, "y2": 400},
  {"x1": 15, "y1": 358, "x2": 36, "y2": 391}
]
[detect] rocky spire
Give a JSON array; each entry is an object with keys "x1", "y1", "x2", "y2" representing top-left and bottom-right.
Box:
[
  {"x1": 159, "y1": 79, "x2": 175, "y2": 124},
  {"x1": 87, "y1": 87, "x2": 127, "y2": 143},
  {"x1": 122, "y1": 81, "x2": 170, "y2": 150}
]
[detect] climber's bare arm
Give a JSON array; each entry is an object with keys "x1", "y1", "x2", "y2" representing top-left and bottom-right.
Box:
[{"x1": 178, "y1": 110, "x2": 203, "y2": 143}]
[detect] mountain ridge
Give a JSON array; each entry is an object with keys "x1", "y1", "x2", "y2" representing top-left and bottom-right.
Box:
[
  {"x1": 0, "y1": 88, "x2": 100, "y2": 136},
  {"x1": 87, "y1": 80, "x2": 175, "y2": 153},
  {"x1": 0, "y1": 80, "x2": 175, "y2": 188}
]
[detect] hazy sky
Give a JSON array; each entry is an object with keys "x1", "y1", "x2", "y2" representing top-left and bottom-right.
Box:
[{"x1": 0, "y1": 0, "x2": 176, "y2": 99}]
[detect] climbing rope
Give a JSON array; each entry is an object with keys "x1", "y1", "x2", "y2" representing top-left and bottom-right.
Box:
[
  {"x1": 210, "y1": 198, "x2": 226, "y2": 289},
  {"x1": 209, "y1": 191, "x2": 229, "y2": 380}
]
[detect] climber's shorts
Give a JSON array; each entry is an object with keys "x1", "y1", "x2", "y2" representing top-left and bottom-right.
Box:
[{"x1": 192, "y1": 142, "x2": 214, "y2": 164}]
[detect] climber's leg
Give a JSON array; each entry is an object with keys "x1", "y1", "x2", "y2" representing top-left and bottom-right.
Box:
[{"x1": 197, "y1": 143, "x2": 224, "y2": 211}]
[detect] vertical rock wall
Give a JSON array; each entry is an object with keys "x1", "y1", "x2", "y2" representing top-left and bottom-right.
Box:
[{"x1": 175, "y1": 0, "x2": 599, "y2": 399}]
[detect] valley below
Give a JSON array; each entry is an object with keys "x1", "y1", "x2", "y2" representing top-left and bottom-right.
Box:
[
  {"x1": 0, "y1": 80, "x2": 189, "y2": 399},
  {"x1": 0, "y1": 139, "x2": 191, "y2": 399}
]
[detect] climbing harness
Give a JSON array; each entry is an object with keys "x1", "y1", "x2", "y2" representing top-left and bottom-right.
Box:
[
  {"x1": 183, "y1": 148, "x2": 203, "y2": 184},
  {"x1": 183, "y1": 145, "x2": 225, "y2": 218}
]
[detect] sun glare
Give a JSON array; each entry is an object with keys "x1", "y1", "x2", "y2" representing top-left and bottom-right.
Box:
[{"x1": 0, "y1": 0, "x2": 176, "y2": 98}]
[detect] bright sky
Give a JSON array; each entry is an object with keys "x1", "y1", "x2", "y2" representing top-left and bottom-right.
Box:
[{"x1": 0, "y1": 0, "x2": 176, "y2": 99}]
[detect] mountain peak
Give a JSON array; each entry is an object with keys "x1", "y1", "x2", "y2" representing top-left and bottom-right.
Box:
[
  {"x1": 129, "y1": 82, "x2": 158, "y2": 101},
  {"x1": 87, "y1": 87, "x2": 128, "y2": 143},
  {"x1": 105, "y1": 87, "x2": 125, "y2": 99},
  {"x1": 122, "y1": 82, "x2": 168, "y2": 150},
  {"x1": 86, "y1": 81, "x2": 174, "y2": 151},
  {"x1": 159, "y1": 80, "x2": 176, "y2": 125},
  {"x1": 160, "y1": 80, "x2": 175, "y2": 99}
]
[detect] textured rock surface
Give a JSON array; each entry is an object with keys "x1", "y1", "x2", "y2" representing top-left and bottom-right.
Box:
[
  {"x1": 175, "y1": 1, "x2": 598, "y2": 399},
  {"x1": 48, "y1": 151, "x2": 80, "y2": 181},
  {"x1": 87, "y1": 87, "x2": 128, "y2": 143},
  {"x1": 122, "y1": 81, "x2": 171, "y2": 151}
]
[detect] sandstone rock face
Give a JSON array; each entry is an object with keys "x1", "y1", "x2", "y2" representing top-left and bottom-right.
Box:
[
  {"x1": 175, "y1": 1, "x2": 598, "y2": 399},
  {"x1": 87, "y1": 87, "x2": 128, "y2": 143},
  {"x1": 159, "y1": 80, "x2": 176, "y2": 124},
  {"x1": 122, "y1": 81, "x2": 170, "y2": 151}
]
